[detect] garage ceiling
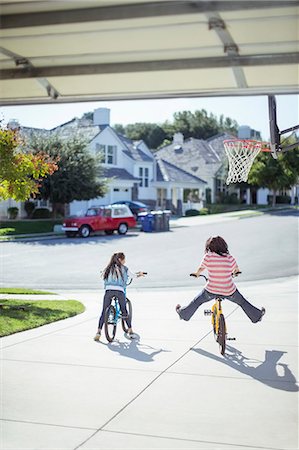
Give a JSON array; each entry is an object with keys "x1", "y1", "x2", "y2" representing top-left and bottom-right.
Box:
[{"x1": 0, "y1": 0, "x2": 298, "y2": 105}]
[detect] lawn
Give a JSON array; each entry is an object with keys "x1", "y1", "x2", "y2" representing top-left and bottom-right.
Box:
[
  {"x1": 0, "y1": 299, "x2": 85, "y2": 337},
  {"x1": 0, "y1": 288, "x2": 55, "y2": 295}
]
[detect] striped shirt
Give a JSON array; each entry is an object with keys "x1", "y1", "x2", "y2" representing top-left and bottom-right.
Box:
[{"x1": 200, "y1": 252, "x2": 237, "y2": 296}]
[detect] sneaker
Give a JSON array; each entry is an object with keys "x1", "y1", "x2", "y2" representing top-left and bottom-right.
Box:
[
  {"x1": 258, "y1": 307, "x2": 266, "y2": 322},
  {"x1": 94, "y1": 332, "x2": 101, "y2": 341},
  {"x1": 175, "y1": 304, "x2": 182, "y2": 319},
  {"x1": 127, "y1": 331, "x2": 137, "y2": 339}
]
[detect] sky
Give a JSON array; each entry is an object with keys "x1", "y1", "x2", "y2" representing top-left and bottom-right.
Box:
[{"x1": 1, "y1": 94, "x2": 298, "y2": 142}]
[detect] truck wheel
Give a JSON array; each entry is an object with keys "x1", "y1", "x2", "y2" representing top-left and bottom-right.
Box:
[
  {"x1": 79, "y1": 225, "x2": 91, "y2": 238},
  {"x1": 118, "y1": 223, "x2": 128, "y2": 235}
]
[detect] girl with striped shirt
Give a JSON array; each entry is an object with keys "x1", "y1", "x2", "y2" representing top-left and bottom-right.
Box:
[{"x1": 176, "y1": 236, "x2": 265, "y2": 323}]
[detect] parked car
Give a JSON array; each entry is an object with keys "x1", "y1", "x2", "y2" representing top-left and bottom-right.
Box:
[
  {"x1": 112, "y1": 200, "x2": 150, "y2": 218},
  {"x1": 62, "y1": 204, "x2": 136, "y2": 238}
]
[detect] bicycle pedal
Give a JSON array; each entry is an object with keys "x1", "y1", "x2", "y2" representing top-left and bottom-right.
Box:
[
  {"x1": 227, "y1": 337, "x2": 236, "y2": 340},
  {"x1": 204, "y1": 309, "x2": 212, "y2": 315}
]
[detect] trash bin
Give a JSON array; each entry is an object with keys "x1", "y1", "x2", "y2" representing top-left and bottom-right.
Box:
[
  {"x1": 139, "y1": 212, "x2": 154, "y2": 232},
  {"x1": 152, "y1": 211, "x2": 163, "y2": 232},
  {"x1": 162, "y1": 210, "x2": 171, "y2": 231}
]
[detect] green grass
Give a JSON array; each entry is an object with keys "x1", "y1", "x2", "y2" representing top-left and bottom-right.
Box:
[
  {"x1": 0, "y1": 220, "x2": 62, "y2": 235},
  {"x1": 0, "y1": 299, "x2": 85, "y2": 337},
  {"x1": 0, "y1": 288, "x2": 55, "y2": 295}
]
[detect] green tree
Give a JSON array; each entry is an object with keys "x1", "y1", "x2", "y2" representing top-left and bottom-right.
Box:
[
  {"x1": 113, "y1": 124, "x2": 126, "y2": 135},
  {"x1": 248, "y1": 136, "x2": 299, "y2": 206},
  {"x1": 26, "y1": 132, "x2": 107, "y2": 217},
  {"x1": 0, "y1": 126, "x2": 57, "y2": 201},
  {"x1": 124, "y1": 123, "x2": 167, "y2": 149}
]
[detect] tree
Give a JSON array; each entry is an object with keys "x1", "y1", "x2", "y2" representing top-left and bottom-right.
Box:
[
  {"x1": 123, "y1": 123, "x2": 167, "y2": 149},
  {"x1": 0, "y1": 126, "x2": 57, "y2": 201},
  {"x1": 26, "y1": 131, "x2": 107, "y2": 217},
  {"x1": 80, "y1": 109, "x2": 238, "y2": 149},
  {"x1": 248, "y1": 136, "x2": 299, "y2": 206}
]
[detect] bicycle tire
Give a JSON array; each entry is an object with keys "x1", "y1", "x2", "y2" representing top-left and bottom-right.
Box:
[
  {"x1": 212, "y1": 309, "x2": 217, "y2": 340},
  {"x1": 121, "y1": 298, "x2": 132, "y2": 333},
  {"x1": 104, "y1": 305, "x2": 117, "y2": 342},
  {"x1": 218, "y1": 314, "x2": 226, "y2": 356}
]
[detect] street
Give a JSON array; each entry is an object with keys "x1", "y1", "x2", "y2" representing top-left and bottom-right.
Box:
[{"x1": 1, "y1": 210, "x2": 298, "y2": 290}]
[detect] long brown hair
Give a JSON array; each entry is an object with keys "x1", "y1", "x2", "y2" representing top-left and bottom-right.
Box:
[
  {"x1": 103, "y1": 252, "x2": 125, "y2": 280},
  {"x1": 205, "y1": 236, "x2": 229, "y2": 256}
]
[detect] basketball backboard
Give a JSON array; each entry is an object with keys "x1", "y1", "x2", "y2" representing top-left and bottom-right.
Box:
[{"x1": 268, "y1": 95, "x2": 299, "y2": 157}]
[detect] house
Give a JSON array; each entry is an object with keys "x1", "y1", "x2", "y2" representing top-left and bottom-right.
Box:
[{"x1": 156, "y1": 131, "x2": 235, "y2": 204}]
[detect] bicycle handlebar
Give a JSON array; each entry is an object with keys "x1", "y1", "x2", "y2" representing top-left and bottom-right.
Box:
[{"x1": 190, "y1": 271, "x2": 241, "y2": 281}]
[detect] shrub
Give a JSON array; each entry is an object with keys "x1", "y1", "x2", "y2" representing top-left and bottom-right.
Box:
[
  {"x1": 7, "y1": 207, "x2": 19, "y2": 219},
  {"x1": 24, "y1": 201, "x2": 35, "y2": 218},
  {"x1": 32, "y1": 208, "x2": 51, "y2": 219},
  {"x1": 185, "y1": 209, "x2": 200, "y2": 216},
  {"x1": 267, "y1": 195, "x2": 291, "y2": 204},
  {"x1": 199, "y1": 208, "x2": 209, "y2": 215}
]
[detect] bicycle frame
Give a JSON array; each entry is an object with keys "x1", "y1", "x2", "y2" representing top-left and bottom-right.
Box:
[
  {"x1": 211, "y1": 298, "x2": 226, "y2": 335},
  {"x1": 191, "y1": 273, "x2": 237, "y2": 355},
  {"x1": 111, "y1": 296, "x2": 129, "y2": 323}
]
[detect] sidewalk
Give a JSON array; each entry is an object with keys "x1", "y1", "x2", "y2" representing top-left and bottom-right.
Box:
[{"x1": 1, "y1": 277, "x2": 298, "y2": 450}]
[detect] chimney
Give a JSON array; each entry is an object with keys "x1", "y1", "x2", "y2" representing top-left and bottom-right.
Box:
[
  {"x1": 93, "y1": 108, "x2": 110, "y2": 126},
  {"x1": 173, "y1": 132, "x2": 184, "y2": 145},
  {"x1": 7, "y1": 119, "x2": 20, "y2": 130}
]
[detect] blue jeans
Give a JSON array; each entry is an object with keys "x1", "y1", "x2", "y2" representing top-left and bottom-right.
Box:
[{"x1": 178, "y1": 288, "x2": 263, "y2": 323}]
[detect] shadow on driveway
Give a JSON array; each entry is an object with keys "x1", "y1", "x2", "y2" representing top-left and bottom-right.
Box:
[
  {"x1": 191, "y1": 346, "x2": 298, "y2": 392},
  {"x1": 97, "y1": 334, "x2": 170, "y2": 362}
]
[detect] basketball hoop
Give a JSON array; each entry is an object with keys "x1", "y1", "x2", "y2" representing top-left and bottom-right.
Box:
[{"x1": 223, "y1": 139, "x2": 270, "y2": 184}]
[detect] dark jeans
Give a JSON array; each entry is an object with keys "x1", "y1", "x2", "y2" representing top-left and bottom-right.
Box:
[
  {"x1": 98, "y1": 290, "x2": 132, "y2": 330},
  {"x1": 178, "y1": 288, "x2": 263, "y2": 323}
]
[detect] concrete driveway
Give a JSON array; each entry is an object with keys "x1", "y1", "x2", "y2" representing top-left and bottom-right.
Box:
[{"x1": 1, "y1": 275, "x2": 298, "y2": 449}]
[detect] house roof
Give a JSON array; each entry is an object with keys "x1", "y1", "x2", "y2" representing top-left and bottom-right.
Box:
[
  {"x1": 1, "y1": 1, "x2": 298, "y2": 105},
  {"x1": 156, "y1": 132, "x2": 235, "y2": 181},
  {"x1": 116, "y1": 134, "x2": 152, "y2": 162},
  {"x1": 156, "y1": 158, "x2": 206, "y2": 184},
  {"x1": 102, "y1": 167, "x2": 140, "y2": 181}
]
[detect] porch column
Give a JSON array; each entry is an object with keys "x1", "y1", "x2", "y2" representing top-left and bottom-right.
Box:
[
  {"x1": 165, "y1": 186, "x2": 172, "y2": 210},
  {"x1": 176, "y1": 188, "x2": 183, "y2": 216},
  {"x1": 246, "y1": 188, "x2": 251, "y2": 205}
]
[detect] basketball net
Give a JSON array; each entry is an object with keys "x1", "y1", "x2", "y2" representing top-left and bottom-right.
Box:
[{"x1": 223, "y1": 140, "x2": 264, "y2": 184}]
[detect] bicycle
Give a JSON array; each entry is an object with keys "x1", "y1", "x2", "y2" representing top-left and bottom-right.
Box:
[
  {"x1": 190, "y1": 272, "x2": 240, "y2": 356},
  {"x1": 104, "y1": 273, "x2": 147, "y2": 342}
]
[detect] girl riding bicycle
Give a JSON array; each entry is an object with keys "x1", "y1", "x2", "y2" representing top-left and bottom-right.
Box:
[
  {"x1": 94, "y1": 252, "x2": 145, "y2": 341},
  {"x1": 176, "y1": 236, "x2": 265, "y2": 323}
]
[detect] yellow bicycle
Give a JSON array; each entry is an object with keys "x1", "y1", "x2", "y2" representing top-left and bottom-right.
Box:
[{"x1": 191, "y1": 273, "x2": 239, "y2": 356}]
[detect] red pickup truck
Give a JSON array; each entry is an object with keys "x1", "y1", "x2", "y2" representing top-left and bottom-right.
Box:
[{"x1": 62, "y1": 204, "x2": 137, "y2": 238}]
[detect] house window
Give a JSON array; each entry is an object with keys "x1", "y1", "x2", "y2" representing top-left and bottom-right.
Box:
[
  {"x1": 139, "y1": 167, "x2": 149, "y2": 187},
  {"x1": 95, "y1": 144, "x2": 116, "y2": 164},
  {"x1": 107, "y1": 145, "x2": 116, "y2": 164},
  {"x1": 33, "y1": 199, "x2": 49, "y2": 208}
]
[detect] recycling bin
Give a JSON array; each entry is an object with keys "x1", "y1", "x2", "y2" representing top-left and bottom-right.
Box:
[
  {"x1": 152, "y1": 211, "x2": 163, "y2": 232},
  {"x1": 162, "y1": 210, "x2": 171, "y2": 231},
  {"x1": 139, "y1": 212, "x2": 154, "y2": 232}
]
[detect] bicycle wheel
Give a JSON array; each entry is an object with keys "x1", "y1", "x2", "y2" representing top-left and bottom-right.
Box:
[
  {"x1": 121, "y1": 298, "x2": 132, "y2": 333},
  {"x1": 218, "y1": 314, "x2": 226, "y2": 356},
  {"x1": 104, "y1": 305, "x2": 117, "y2": 342}
]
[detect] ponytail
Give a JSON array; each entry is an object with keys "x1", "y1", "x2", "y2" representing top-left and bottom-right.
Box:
[{"x1": 103, "y1": 252, "x2": 125, "y2": 280}]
